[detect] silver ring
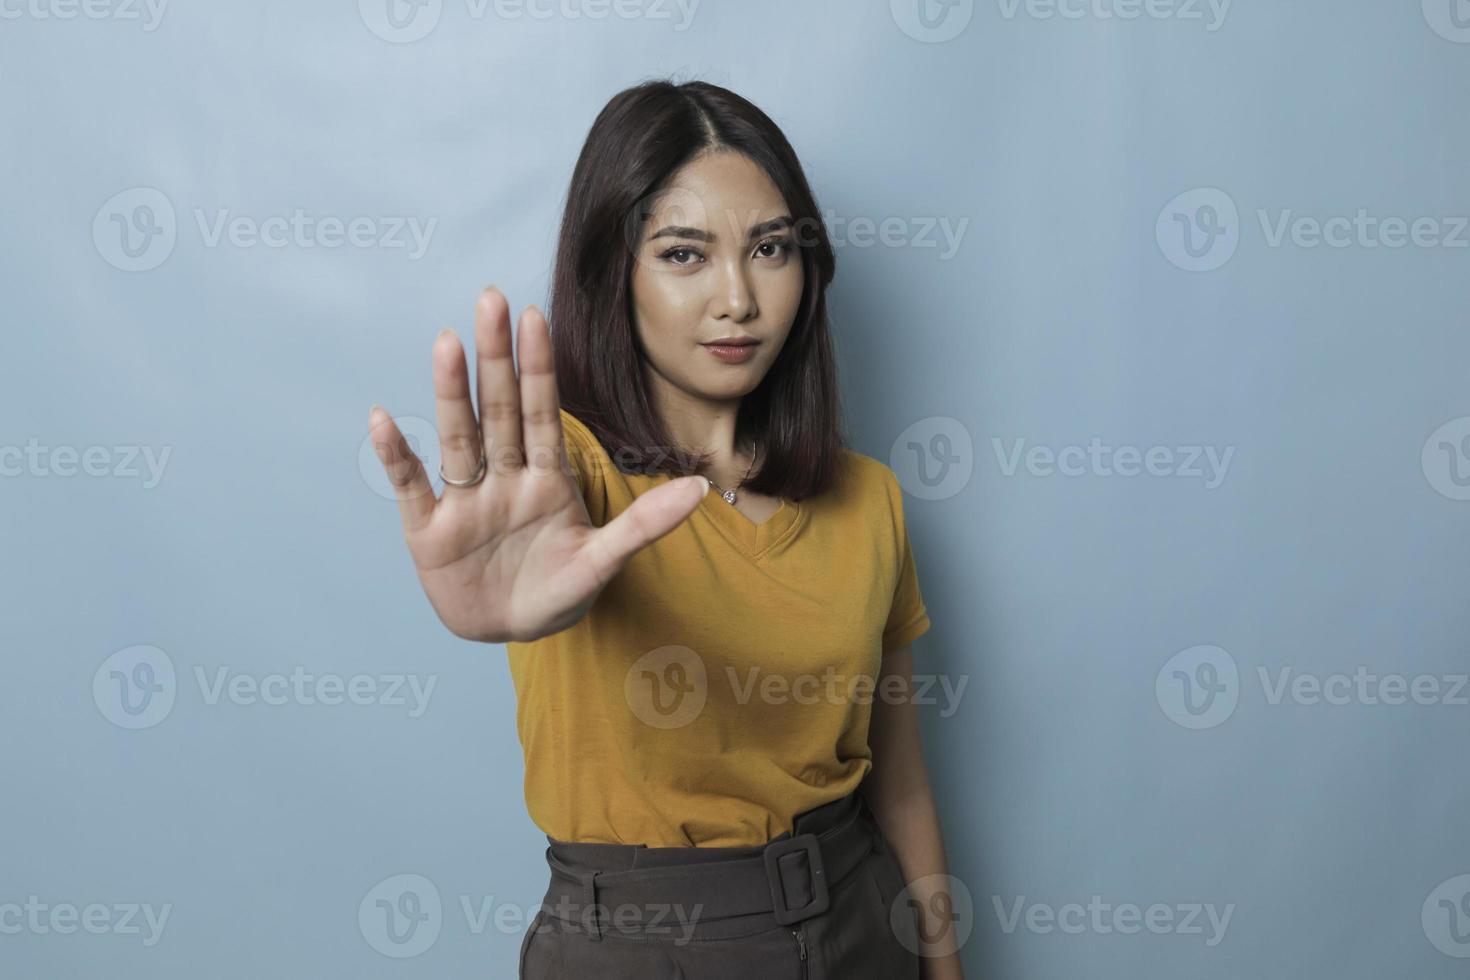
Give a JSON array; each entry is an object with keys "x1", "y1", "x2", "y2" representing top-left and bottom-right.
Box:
[{"x1": 439, "y1": 453, "x2": 487, "y2": 487}]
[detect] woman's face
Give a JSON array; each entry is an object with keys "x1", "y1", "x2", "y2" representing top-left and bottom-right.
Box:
[{"x1": 630, "y1": 150, "x2": 805, "y2": 408}]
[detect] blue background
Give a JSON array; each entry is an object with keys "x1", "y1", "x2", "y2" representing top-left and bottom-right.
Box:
[{"x1": 3, "y1": 0, "x2": 1469, "y2": 976}]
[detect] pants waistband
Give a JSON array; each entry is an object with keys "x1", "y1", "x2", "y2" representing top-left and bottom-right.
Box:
[{"x1": 537, "y1": 791, "x2": 879, "y2": 941}]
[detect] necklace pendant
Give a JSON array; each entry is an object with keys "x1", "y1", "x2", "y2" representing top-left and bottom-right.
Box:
[{"x1": 722, "y1": 489, "x2": 737, "y2": 504}]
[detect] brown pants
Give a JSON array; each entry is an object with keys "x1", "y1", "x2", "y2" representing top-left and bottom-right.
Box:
[{"x1": 519, "y1": 791, "x2": 921, "y2": 979}]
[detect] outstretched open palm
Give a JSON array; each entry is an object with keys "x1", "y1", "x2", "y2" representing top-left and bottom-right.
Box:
[{"x1": 368, "y1": 287, "x2": 708, "y2": 643}]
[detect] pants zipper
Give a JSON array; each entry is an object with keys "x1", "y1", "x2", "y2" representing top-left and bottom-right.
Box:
[{"x1": 791, "y1": 927, "x2": 809, "y2": 978}]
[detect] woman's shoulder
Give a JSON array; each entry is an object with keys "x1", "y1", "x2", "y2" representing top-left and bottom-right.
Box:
[
  {"x1": 828, "y1": 447, "x2": 904, "y2": 520},
  {"x1": 558, "y1": 407, "x2": 614, "y2": 466},
  {"x1": 557, "y1": 407, "x2": 609, "y2": 497},
  {"x1": 838, "y1": 446, "x2": 899, "y2": 489},
  {"x1": 559, "y1": 406, "x2": 600, "y2": 449}
]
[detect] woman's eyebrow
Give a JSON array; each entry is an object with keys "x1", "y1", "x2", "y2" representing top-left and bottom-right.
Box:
[{"x1": 648, "y1": 214, "x2": 794, "y2": 243}]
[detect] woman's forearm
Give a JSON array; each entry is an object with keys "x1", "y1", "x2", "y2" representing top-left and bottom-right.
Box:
[
  {"x1": 864, "y1": 645, "x2": 967, "y2": 979},
  {"x1": 867, "y1": 780, "x2": 967, "y2": 980}
]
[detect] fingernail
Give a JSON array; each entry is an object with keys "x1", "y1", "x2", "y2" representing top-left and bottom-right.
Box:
[{"x1": 697, "y1": 476, "x2": 711, "y2": 495}]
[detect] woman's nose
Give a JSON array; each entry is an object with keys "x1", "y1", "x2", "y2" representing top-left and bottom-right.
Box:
[{"x1": 711, "y1": 262, "x2": 757, "y2": 321}]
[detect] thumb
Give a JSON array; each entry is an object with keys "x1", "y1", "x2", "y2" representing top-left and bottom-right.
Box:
[{"x1": 585, "y1": 474, "x2": 709, "y2": 576}]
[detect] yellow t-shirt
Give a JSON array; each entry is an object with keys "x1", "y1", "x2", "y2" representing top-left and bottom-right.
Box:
[{"x1": 504, "y1": 408, "x2": 932, "y2": 847}]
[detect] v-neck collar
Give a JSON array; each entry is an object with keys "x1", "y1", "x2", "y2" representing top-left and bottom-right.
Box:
[{"x1": 694, "y1": 481, "x2": 805, "y2": 558}]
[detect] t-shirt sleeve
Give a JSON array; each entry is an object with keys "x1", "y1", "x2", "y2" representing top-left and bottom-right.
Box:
[{"x1": 881, "y1": 467, "x2": 932, "y2": 655}]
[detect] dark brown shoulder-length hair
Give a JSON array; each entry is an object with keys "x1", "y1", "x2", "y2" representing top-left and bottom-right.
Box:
[{"x1": 547, "y1": 77, "x2": 846, "y2": 502}]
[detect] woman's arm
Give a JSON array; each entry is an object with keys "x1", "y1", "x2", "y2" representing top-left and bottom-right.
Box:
[{"x1": 864, "y1": 645, "x2": 967, "y2": 980}]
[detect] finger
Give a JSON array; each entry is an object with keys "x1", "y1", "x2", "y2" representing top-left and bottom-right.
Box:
[
  {"x1": 432, "y1": 329, "x2": 484, "y2": 489},
  {"x1": 516, "y1": 304, "x2": 566, "y2": 479},
  {"x1": 474, "y1": 287, "x2": 522, "y2": 474},
  {"x1": 583, "y1": 475, "x2": 709, "y2": 582},
  {"x1": 368, "y1": 405, "x2": 436, "y2": 532}
]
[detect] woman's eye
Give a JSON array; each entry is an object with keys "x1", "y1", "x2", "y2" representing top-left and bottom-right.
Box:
[
  {"x1": 756, "y1": 238, "x2": 790, "y2": 259},
  {"x1": 660, "y1": 246, "x2": 702, "y2": 266}
]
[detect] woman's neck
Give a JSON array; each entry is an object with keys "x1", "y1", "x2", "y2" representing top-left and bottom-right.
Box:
[{"x1": 644, "y1": 370, "x2": 752, "y2": 485}]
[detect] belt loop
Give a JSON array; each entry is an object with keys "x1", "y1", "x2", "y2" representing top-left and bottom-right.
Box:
[{"x1": 583, "y1": 871, "x2": 602, "y2": 941}]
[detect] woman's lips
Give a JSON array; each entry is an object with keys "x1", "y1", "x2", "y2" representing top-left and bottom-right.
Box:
[{"x1": 701, "y1": 342, "x2": 760, "y2": 363}]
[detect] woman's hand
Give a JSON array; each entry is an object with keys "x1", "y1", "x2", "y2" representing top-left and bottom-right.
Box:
[{"x1": 368, "y1": 286, "x2": 709, "y2": 643}]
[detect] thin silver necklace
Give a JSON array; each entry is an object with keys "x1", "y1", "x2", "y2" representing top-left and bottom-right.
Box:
[{"x1": 706, "y1": 451, "x2": 757, "y2": 505}]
